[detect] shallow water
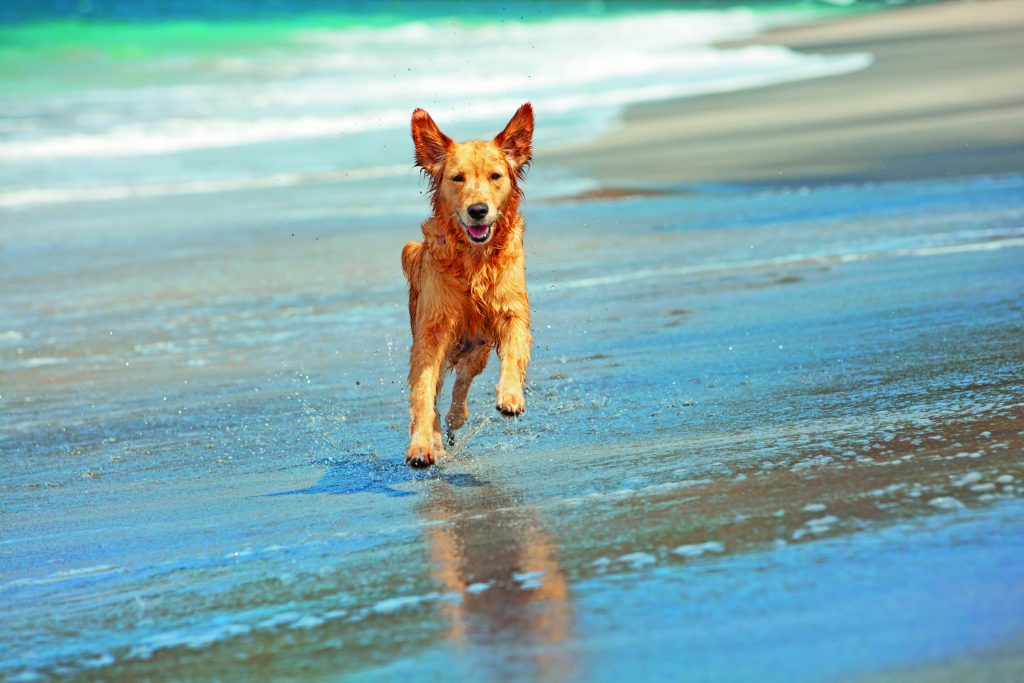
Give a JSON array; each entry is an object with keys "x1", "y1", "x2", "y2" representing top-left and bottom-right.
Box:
[{"x1": 3, "y1": 170, "x2": 1024, "y2": 680}]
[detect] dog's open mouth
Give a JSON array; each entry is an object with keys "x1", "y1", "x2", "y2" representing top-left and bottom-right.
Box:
[{"x1": 464, "y1": 223, "x2": 492, "y2": 243}]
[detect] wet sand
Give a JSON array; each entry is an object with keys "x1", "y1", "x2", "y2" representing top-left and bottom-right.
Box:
[
  {"x1": 548, "y1": 0, "x2": 1024, "y2": 186},
  {"x1": 3, "y1": 2, "x2": 1024, "y2": 682},
  {"x1": 4, "y1": 173, "x2": 1024, "y2": 680}
]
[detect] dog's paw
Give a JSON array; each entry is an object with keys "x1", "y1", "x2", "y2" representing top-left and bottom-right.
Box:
[
  {"x1": 495, "y1": 386, "x2": 525, "y2": 417},
  {"x1": 445, "y1": 402, "x2": 470, "y2": 432},
  {"x1": 406, "y1": 442, "x2": 442, "y2": 468}
]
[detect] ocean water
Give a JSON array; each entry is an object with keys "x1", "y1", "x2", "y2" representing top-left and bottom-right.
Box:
[
  {"x1": 0, "y1": 1, "x2": 881, "y2": 214},
  {"x1": 10, "y1": 2, "x2": 1023, "y2": 681}
]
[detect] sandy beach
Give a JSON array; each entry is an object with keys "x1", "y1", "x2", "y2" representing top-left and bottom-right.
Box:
[
  {"x1": 550, "y1": 0, "x2": 1024, "y2": 186},
  {"x1": 2, "y1": 1, "x2": 1023, "y2": 681}
]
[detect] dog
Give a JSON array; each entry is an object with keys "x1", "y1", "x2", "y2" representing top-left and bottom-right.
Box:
[{"x1": 401, "y1": 103, "x2": 534, "y2": 468}]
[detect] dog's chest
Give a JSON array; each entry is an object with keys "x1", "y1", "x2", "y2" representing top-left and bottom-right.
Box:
[{"x1": 456, "y1": 289, "x2": 499, "y2": 339}]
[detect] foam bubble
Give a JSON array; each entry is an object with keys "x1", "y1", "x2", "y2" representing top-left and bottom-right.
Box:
[{"x1": 672, "y1": 541, "x2": 725, "y2": 558}]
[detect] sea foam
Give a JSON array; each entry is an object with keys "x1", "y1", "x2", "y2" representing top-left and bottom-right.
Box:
[{"x1": 0, "y1": 9, "x2": 870, "y2": 210}]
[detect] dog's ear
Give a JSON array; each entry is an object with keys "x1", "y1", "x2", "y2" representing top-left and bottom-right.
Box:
[
  {"x1": 411, "y1": 108, "x2": 452, "y2": 177},
  {"x1": 494, "y1": 102, "x2": 533, "y2": 172}
]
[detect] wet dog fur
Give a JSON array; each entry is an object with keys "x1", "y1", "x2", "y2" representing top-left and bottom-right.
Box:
[{"x1": 401, "y1": 103, "x2": 534, "y2": 467}]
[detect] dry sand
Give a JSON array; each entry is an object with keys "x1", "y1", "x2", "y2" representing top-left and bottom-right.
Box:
[{"x1": 548, "y1": 0, "x2": 1024, "y2": 186}]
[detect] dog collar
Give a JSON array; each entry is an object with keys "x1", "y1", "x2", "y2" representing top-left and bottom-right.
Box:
[{"x1": 438, "y1": 231, "x2": 474, "y2": 253}]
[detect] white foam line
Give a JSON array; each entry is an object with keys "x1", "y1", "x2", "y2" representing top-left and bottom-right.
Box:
[
  {"x1": 545, "y1": 230, "x2": 1024, "y2": 292},
  {"x1": 2, "y1": 564, "x2": 121, "y2": 589},
  {"x1": 844, "y1": 238, "x2": 1024, "y2": 260},
  {"x1": 0, "y1": 164, "x2": 412, "y2": 210},
  {"x1": 0, "y1": 112, "x2": 413, "y2": 162}
]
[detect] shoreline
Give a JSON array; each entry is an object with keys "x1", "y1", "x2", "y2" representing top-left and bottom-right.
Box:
[{"x1": 546, "y1": 0, "x2": 1024, "y2": 188}]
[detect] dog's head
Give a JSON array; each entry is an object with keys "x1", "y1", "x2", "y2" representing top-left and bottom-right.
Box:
[{"x1": 411, "y1": 103, "x2": 533, "y2": 246}]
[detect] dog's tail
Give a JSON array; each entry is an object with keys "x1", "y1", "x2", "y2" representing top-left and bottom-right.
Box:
[
  {"x1": 401, "y1": 240, "x2": 421, "y2": 282},
  {"x1": 401, "y1": 241, "x2": 422, "y2": 333}
]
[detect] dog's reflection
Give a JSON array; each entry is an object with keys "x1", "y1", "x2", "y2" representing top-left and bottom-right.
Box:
[{"x1": 418, "y1": 479, "x2": 576, "y2": 681}]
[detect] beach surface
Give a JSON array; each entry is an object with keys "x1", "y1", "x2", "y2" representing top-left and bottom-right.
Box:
[
  {"x1": 3, "y1": 1, "x2": 1024, "y2": 681},
  {"x1": 550, "y1": 0, "x2": 1024, "y2": 186}
]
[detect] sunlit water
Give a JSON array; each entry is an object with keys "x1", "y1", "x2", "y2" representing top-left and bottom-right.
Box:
[{"x1": 3, "y1": 171, "x2": 1024, "y2": 680}]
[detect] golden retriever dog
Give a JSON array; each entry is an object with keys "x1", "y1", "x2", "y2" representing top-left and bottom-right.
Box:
[{"x1": 401, "y1": 103, "x2": 534, "y2": 468}]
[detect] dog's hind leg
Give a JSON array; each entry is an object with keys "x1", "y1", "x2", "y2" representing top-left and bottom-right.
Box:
[
  {"x1": 432, "y1": 366, "x2": 448, "y2": 453},
  {"x1": 445, "y1": 345, "x2": 490, "y2": 445}
]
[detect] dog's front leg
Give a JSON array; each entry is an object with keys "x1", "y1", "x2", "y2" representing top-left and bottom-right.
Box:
[
  {"x1": 494, "y1": 305, "x2": 532, "y2": 417},
  {"x1": 407, "y1": 317, "x2": 452, "y2": 467}
]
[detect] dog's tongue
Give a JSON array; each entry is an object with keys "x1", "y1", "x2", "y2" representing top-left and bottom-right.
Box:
[{"x1": 468, "y1": 224, "x2": 488, "y2": 238}]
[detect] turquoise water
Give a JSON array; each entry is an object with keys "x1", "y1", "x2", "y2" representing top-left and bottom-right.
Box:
[{"x1": 0, "y1": 1, "x2": 884, "y2": 215}]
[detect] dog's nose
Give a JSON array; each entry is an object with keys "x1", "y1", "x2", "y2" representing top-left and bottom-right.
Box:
[{"x1": 467, "y1": 203, "x2": 489, "y2": 221}]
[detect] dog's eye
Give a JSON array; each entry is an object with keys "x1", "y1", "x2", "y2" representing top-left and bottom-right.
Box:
[
  {"x1": 491, "y1": 172, "x2": 502, "y2": 180},
  {"x1": 451, "y1": 174, "x2": 464, "y2": 183}
]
